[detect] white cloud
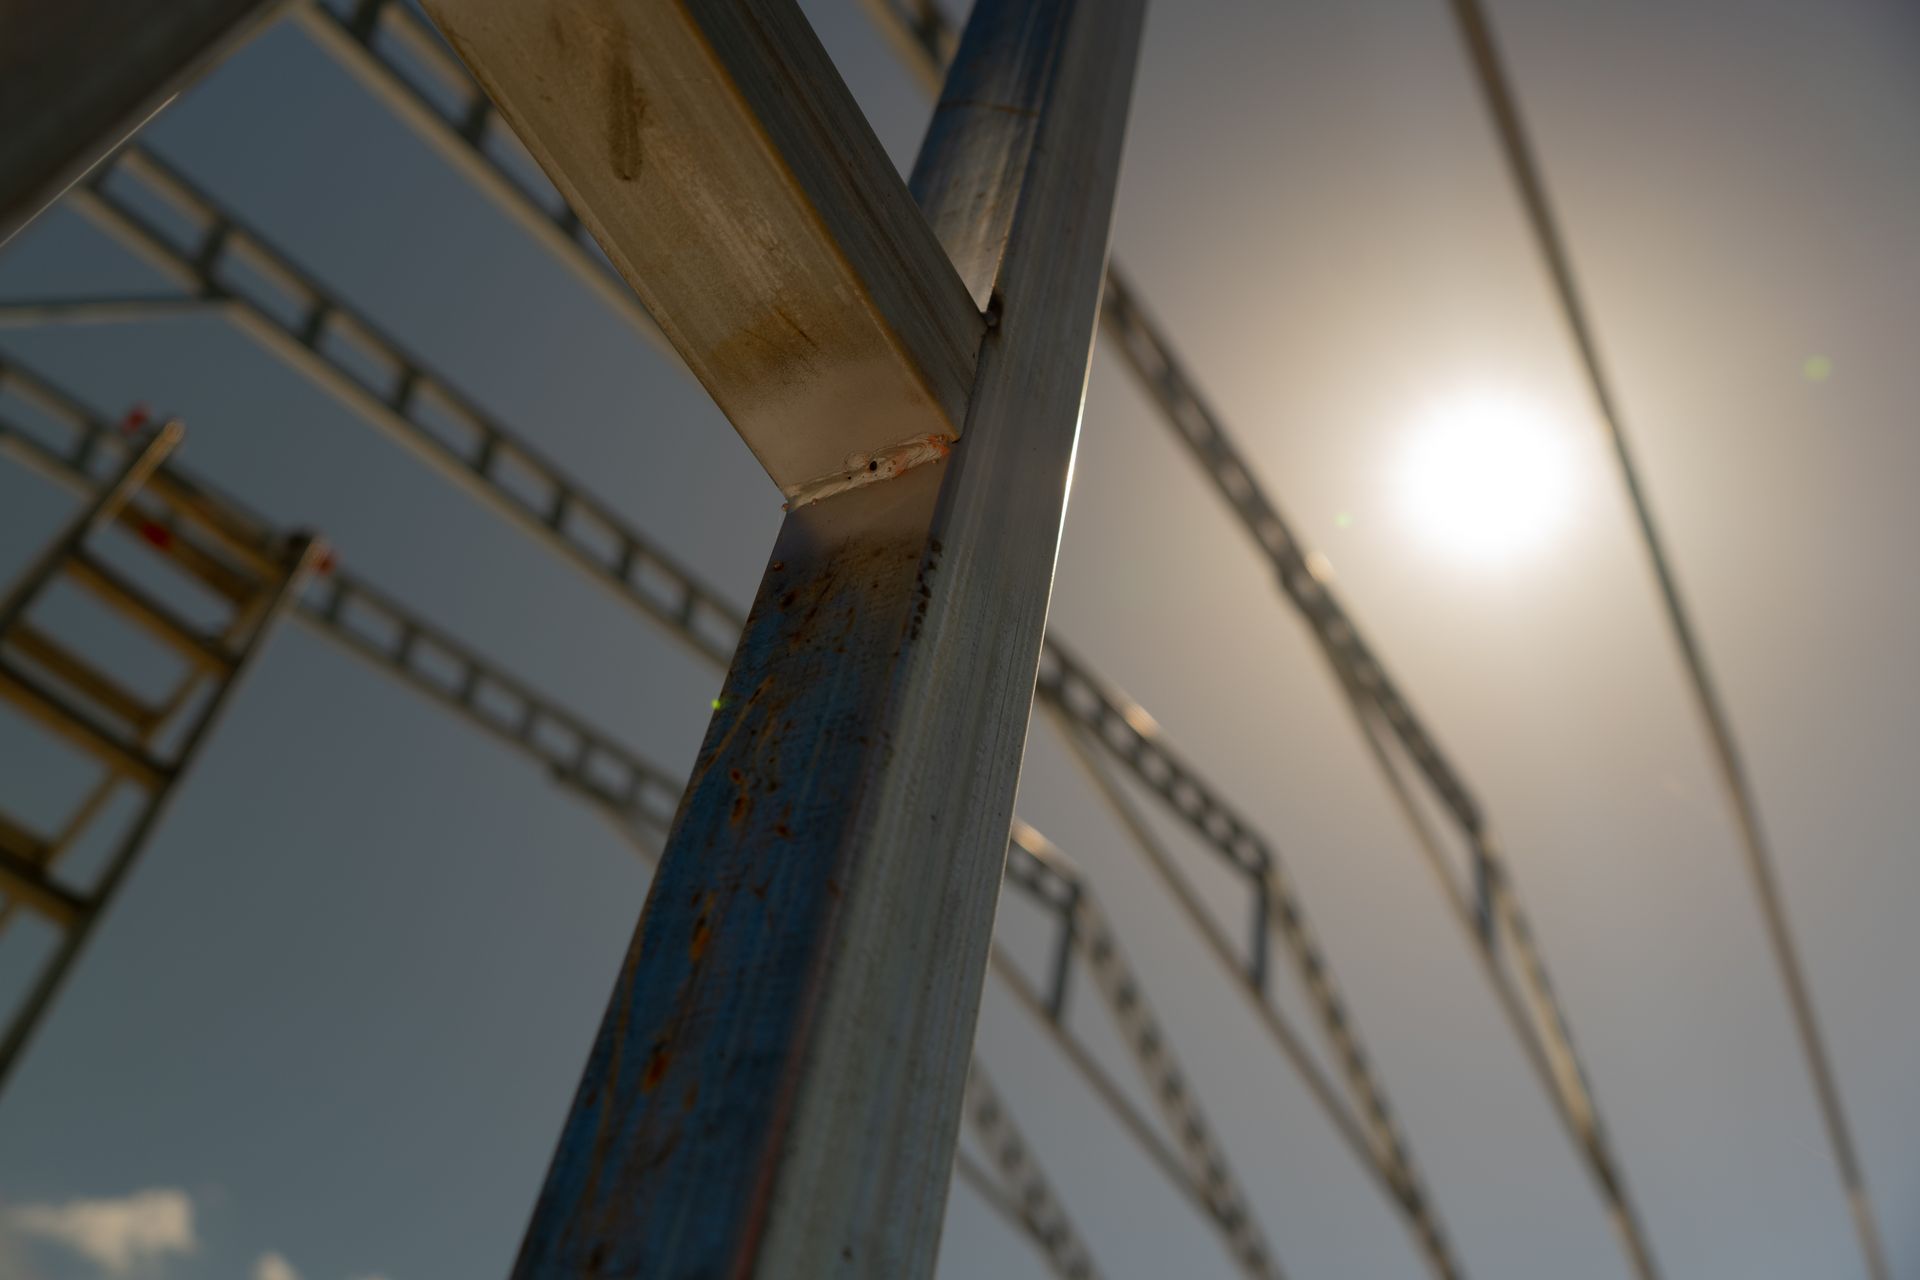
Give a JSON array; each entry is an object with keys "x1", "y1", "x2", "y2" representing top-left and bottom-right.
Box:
[
  {"x1": 253, "y1": 1252, "x2": 301, "y2": 1280},
  {"x1": 7, "y1": 1188, "x2": 196, "y2": 1275}
]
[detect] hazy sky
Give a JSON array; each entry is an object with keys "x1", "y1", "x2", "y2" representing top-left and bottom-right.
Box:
[{"x1": 3, "y1": 1, "x2": 1919, "y2": 1278}]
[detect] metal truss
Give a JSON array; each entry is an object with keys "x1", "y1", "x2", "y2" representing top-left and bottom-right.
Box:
[
  {"x1": 1004, "y1": 825, "x2": 1280, "y2": 1280},
  {"x1": 39, "y1": 144, "x2": 742, "y2": 671},
  {"x1": 0, "y1": 355, "x2": 684, "y2": 852},
  {"x1": 1036, "y1": 644, "x2": 1459, "y2": 1277},
  {"x1": 863, "y1": 2, "x2": 1655, "y2": 1272},
  {"x1": 0, "y1": 409, "x2": 320, "y2": 1089},
  {"x1": 207, "y1": 19, "x2": 1482, "y2": 1264},
  {"x1": 3, "y1": 9, "x2": 1631, "y2": 1266},
  {"x1": 287, "y1": 0, "x2": 670, "y2": 353},
  {"x1": 1444, "y1": 0, "x2": 1869, "y2": 1272},
  {"x1": 1, "y1": 3, "x2": 1858, "y2": 1276},
  {"x1": 957, "y1": 1065, "x2": 1104, "y2": 1280},
  {"x1": 4, "y1": 121, "x2": 1469, "y2": 1272}
]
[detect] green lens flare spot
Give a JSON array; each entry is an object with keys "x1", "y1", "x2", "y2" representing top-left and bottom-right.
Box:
[
  {"x1": 1334, "y1": 512, "x2": 1354, "y2": 529},
  {"x1": 1802, "y1": 355, "x2": 1833, "y2": 383}
]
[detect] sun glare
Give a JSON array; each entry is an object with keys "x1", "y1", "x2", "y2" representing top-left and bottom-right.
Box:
[{"x1": 1398, "y1": 391, "x2": 1576, "y2": 565}]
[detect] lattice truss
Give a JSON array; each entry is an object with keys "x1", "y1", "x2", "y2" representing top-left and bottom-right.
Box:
[{"x1": 0, "y1": 2, "x2": 1871, "y2": 1278}]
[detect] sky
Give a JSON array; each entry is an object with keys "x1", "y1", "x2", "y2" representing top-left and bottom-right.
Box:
[{"x1": 3, "y1": 0, "x2": 1920, "y2": 1278}]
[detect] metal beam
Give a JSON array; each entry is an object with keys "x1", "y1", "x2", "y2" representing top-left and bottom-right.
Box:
[
  {"x1": 0, "y1": 365, "x2": 684, "y2": 852},
  {"x1": 861, "y1": 6, "x2": 1662, "y2": 1272},
  {"x1": 420, "y1": 0, "x2": 984, "y2": 503},
  {"x1": 1050, "y1": 710, "x2": 1459, "y2": 1277},
  {"x1": 21, "y1": 135, "x2": 1464, "y2": 1268},
  {"x1": 1006, "y1": 826, "x2": 1279, "y2": 1279},
  {"x1": 0, "y1": 0, "x2": 286, "y2": 243},
  {"x1": 0, "y1": 410, "x2": 323, "y2": 1086},
  {"x1": 65, "y1": 144, "x2": 743, "y2": 671},
  {"x1": 959, "y1": 1064, "x2": 1103, "y2": 1280},
  {"x1": 1447, "y1": 3, "x2": 1870, "y2": 1275},
  {"x1": 0, "y1": 352, "x2": 1259, "y2": 1279},
  {"x1": 288, "y1": 0, "x2": 670, "y2": 354},
  {"x1": 425, "y1": 0, "x2": 1142, "y2": 1273}
]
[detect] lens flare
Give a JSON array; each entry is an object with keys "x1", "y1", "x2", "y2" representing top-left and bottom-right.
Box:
[{"x1": 1398, "y1": 391, "x2": 1576, "y2": 565}]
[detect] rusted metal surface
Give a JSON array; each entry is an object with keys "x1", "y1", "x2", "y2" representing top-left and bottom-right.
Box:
[
  {"x1": 515, "y1": 461, "x2": 968, "y2": 1275},
  {"x1": 0, "y1": 356, "x2": 1233, "y2": 1280},
  {"x1": 503, "y1": 0, "x2": 1143, "y2": 1273}
]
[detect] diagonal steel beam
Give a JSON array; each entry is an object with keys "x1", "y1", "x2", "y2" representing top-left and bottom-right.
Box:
[{"x1": 0, "y1": 0, "x2": 287, "y2": 243}]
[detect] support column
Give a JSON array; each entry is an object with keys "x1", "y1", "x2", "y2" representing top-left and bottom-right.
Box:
[{"x1": 418, "y1": 0, "x2": 1145, "y2": 1274}]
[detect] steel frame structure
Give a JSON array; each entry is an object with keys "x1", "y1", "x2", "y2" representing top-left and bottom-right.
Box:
[
  {"x1": 3, "y1": 99, "x2": 1469, "y2": 1278},
  {"x1": 0, "y1": 9, "x2": 1526, "y2": 1277},
  {"x1": 0, "y1": 3, "x2": 1490, "y2": 1274},
  {"x1": 0, "y1": 351, "x2": 1262, "y2": 1280},
  {"x1": 0, "y1": 0, "x2": 1873, "y2": 1276},
  {"x1": 859, "y1": 4, "x2": 1683, "y2": 1275}
]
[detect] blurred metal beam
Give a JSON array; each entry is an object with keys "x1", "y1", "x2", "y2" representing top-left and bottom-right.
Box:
[
  {"x1": 0, "y1": 423, "x2": 322, "y2": 1089},
  {"x1": 959, "y1": 1066, "x2": 1104, "y2": 1280},
  {"x1": 65, "y1": 143, "x2": 744, "y2": 670},
  {"x1": 0, "y1": 358, "x2": 683, "y2": 851},
  {"x1": 287, "y1": 0, "x2": 671, "y2": 353},
  {"x1": 1051, "y1": 712, "x2": 1460, "y2": 1279},
  {"x1": 0, "y1": 354, "x2": 1243, "y2": 1280},
  {"x1": 1447, "y1": 3, "x2": 1871, "y2": 1275},
  {"x1": 0, "y1": 0, "x2": 286, "y2": 243},
  {"x1": 1004, "y1": 827, "x2": 1280, "y2": 1279}
]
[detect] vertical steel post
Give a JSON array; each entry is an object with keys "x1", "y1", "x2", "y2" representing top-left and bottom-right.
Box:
[{"x1": 503, "y1": 1, "x2": 1144, "y2": 1275}]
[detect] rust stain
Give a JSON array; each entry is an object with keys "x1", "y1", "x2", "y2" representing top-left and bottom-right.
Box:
[
  {"x1": 641, "y1": 1043, "x2": 670, "y2": 1094},
  {"x1": 603, "y1": 50, "x2": 646, "y2": 182},
  {"x1": 769, "y1": 304, "x2": 821, "y2": 355},
  {"x1": 689, "y1": 915, "x2": 712, "y2": 961}
]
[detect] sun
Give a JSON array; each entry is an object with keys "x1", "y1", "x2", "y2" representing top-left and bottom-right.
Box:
[{"x1": 1397, "y1": 390, "x2": 1578, "y2": 565}]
